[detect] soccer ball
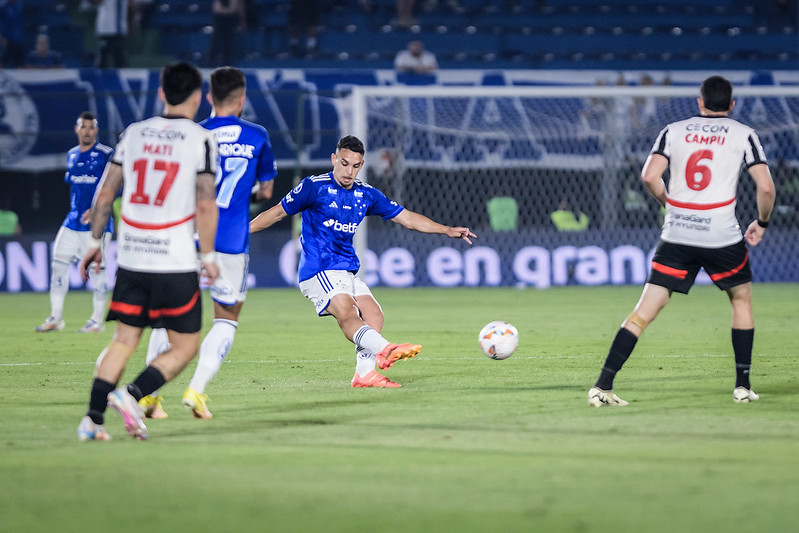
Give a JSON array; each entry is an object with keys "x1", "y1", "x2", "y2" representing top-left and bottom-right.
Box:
[{"x1": 478, "y1": 321, "x2": 519, "y2": 360}]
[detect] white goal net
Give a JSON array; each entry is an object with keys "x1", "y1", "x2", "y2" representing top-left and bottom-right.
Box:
[{"x1": 347, "y1": 85, "x2": 799, "y2": 287}]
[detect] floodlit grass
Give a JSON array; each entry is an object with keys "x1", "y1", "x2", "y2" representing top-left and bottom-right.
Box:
[{"x1": 1, "y1": 284, "x2": 798, "y2": 532}]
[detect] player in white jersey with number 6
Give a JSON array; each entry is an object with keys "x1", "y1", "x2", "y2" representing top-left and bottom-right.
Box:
[
  {"x1": 76, "y1": 62, "x2": 219, "y2": 441},
  {"x1": 588, "y1": 75, "x2": 775, "y2": 407}
]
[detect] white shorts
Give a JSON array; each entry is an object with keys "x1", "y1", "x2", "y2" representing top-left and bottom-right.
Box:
[
  {"x1": 52, "y1": 226, "x2": 111, "y2": 267},
  {"x1": 209, "y1": 252, "x2": 248, "y2": 306},
  {"x1": 299, "y1": 270, "x2": 375, "y2": 316}
]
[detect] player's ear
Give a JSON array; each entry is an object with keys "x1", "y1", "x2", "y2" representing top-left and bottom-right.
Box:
[
  {"x1": 696, "y1": 97, "x2": 704, "y2": 113},
  {"x1": 206, "y1": 92, "x2": 213, "y2": 106},
  {"x1": 331, "y1": 152, "x2": 337, "y2": 166},
  {"x1": 729, "y1": 100, "x2": 735, "y2": 112},
  {"x1": 157, "y1": 87, "x2": 166, "y2": 105}
]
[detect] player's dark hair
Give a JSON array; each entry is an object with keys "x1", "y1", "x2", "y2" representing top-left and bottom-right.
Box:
[
  {"x1": 209, "y1": 67, "x2": 246, "y2": 105},
  {"x1": 700, "y1": 76, "x2": 733, "y2": 112},
  {"x1": 160, "y1": 62, "x2": 202, "y2": 106},
  {"x1": 337, "y1": 135, "x2": 365, "y2": 155},
  {"x1": 78, "y1": 111, "x2": 96, "y2": 123}
]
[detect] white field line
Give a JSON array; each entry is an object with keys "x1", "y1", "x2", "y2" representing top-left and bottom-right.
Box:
[{"x1": 0, "y1": 353, "x2": 788, "y2": 367}]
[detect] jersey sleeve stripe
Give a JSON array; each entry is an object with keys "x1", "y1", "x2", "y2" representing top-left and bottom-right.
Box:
[
  {"x1": 202, "y1": 138, "x2": 213, "y2": 174},
  {"x1": 122, "y1": 213, "x2": 195, "y2": 230},
  {"x1": 655, "y1": 127, "x2": 668, "y2": 154},
  {"x1": 666, "y1": 197, "x2": 735, "y2": 210},
  {"x1": 746, "y1": 135, "x2": 766, "y2": 167}
]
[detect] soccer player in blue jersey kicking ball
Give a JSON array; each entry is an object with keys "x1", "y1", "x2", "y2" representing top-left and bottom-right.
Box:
[
  {"x1": 250, "y1": 135, "x2": 476, "y2": 387},
  {"x1": 139, "y1": 66, "x2": 278, "y2": 419}
]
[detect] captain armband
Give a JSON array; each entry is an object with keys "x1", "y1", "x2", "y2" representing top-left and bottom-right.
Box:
[{"x1": 625, "y1": 312, "x2": 649, "y2": 332}]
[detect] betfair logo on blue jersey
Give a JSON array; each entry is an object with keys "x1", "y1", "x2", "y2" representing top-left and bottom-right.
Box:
[
  {"x1": 323, "y1": 219, "x2": 358, "y2": 233},
  {"x1": 71, "y1": 174, "x2": 98, "y2": 184}
]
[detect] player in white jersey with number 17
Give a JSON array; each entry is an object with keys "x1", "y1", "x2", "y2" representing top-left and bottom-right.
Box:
[
  {"x1": 139, "y1": 66, "x2": 278, "y2": 420},
  {"x1": 76, "y1": 62, "x2": 219, "y2": 441},
  {"x1": 588, "y1": 75, "x2": 776, "y2": 407}
]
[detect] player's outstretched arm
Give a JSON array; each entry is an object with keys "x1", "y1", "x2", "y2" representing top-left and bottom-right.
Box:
[
  {"x1": 80, "y1": 163, "x2": 122, "y2": 281},
  {"x1": 250, "y1": 203, "x2": 288, "y2": 233},
  {"x1": 744, "y1": 163, "x2": 776, "y2": 247},
  {"x1": 391, "y1": 209, "x2": 476, "y2": 244},
  {"x1": 640, "y1": 153, "x2": 669, "y2": 206}
]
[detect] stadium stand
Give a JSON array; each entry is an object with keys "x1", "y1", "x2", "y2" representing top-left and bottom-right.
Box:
[{"x1": 13, "y1": 0, "x2": 799, "y2": 70}]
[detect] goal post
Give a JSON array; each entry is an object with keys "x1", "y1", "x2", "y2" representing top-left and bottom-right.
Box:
[{"x1": 348, "y1": 84, "x2": 799, "y2": 287}]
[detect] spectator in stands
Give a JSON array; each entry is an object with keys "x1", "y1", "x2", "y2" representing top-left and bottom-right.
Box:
[
  {"x1": 550, "y1": 199, "x2": 589, "y2": 231},
  {"x1": 94, "y1": 0, "x2": 129, "y2": 68},
  {"x1": 288, "y1": 0, "x2": 318, "y2": 57},
  {"x1": 0, "y1": 0, "x2": 25, "y2": 68},
  {"x1": 24, "y1": 33, "x2": 64, "y2": 69},
  {"x1": 394, "y1": 40, "x2": 438, "y2": 74},
  {"x1": 393, "y1": 0, "x2": 417, "y2": 28},
  {"x1": 210, "y1": 0, "x2": 246, "y2": 66}
]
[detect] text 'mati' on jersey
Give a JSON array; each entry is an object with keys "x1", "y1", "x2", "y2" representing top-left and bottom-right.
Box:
[
  {"x1": 112, "y1": 115, "x2": 218, "y2": 273},
  {"x1": 200, "y1": 115, "x2": 277, "y2": 254},
  {"x1": 64, "y1": 142, "x2": 114, "y2": 233},
  {"x1": 652, "y1": 115, "x2": 767, "y2": 248},
  {"x1": 281, "y1": 173, "x2": 404, "y2": 282}
]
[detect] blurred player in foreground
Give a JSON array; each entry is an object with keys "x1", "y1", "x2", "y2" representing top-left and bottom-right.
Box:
[
  {"x1": 35, "y1": 112, "x2": 113, "y2": 333},
  {"x1": 76, "y1": 62, "x2": 219, "y2": 441},
  {"x1": 250, "y1": 135, "x2": 476, "y2": 387},
  {"x1": 140, "y1": 66, "x2": 277, "y2": 420},
  {"x1": 588, "y1": 75, "x2": 775, "y2": 407}
]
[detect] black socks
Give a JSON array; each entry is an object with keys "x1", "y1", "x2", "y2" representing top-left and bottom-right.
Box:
[
  {"x1": 88, "y1": 378, "x2": 115, "y2": 425},
  {"x1": 732, "y1": 328, "x2": 754, "y2": 389},
  {"x1": 595, "y1": 328, "x2": 638, "y2": 390},
  {"x1": 128, "y1": 366, "x2": 167, "y2": 401}
]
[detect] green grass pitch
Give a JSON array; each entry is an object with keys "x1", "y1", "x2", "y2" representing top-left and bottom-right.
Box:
[{"x1": 1, "y1": 284, "x2": 798, "y2": 532}]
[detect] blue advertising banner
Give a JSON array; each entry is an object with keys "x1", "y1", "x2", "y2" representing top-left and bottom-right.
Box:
[{"x1": 2, "y1": 228, "x2": 796, "y2": 292}]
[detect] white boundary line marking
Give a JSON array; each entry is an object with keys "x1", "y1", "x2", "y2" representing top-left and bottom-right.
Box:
[{"x1": 0, "y1": 353, "x2": 786, "y2": 367}]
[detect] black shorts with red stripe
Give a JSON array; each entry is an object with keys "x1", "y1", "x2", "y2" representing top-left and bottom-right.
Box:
[
  {"x1": 107, "y1": 267, "x2": 202, "y2": 333},
  {"x1": 647, "y1": 239, "x2": 752, "y2": 294}
]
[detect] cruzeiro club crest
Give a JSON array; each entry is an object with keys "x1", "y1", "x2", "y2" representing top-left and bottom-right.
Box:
[{"x1": 0, "y1": 72, "x2": 39, "y2": 167}]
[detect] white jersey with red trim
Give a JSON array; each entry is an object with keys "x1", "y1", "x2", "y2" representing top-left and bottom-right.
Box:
[
  {"x1": 112, "y1": 115, "x2": 218, "y2": 272},
  {"x1": 651, "y1": 115, "x2": 767, "y2": 248}
]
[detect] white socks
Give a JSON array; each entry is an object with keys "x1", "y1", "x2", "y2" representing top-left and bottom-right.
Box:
[
  {"x1": 144, "y1": 328, "x2": 170, "y2": 397},
  {"x1": 352, "y1": 326, "x2": 390, "y2": 356},
  {"x1": 355, "y1": 347, "x2": 377, "y2": 377},
  {"x1": 189, "y1": 319, "x2": 237, "y2": 394},
  {"x1": 88, "y1": 268, "x2": 108, "y2": 324},
  {"x1": 146, "y1": 327, "x2": 170, "y2": 366},
  {"x1": 49, "y1": 259, "x2": 69, "y2": 319}
]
